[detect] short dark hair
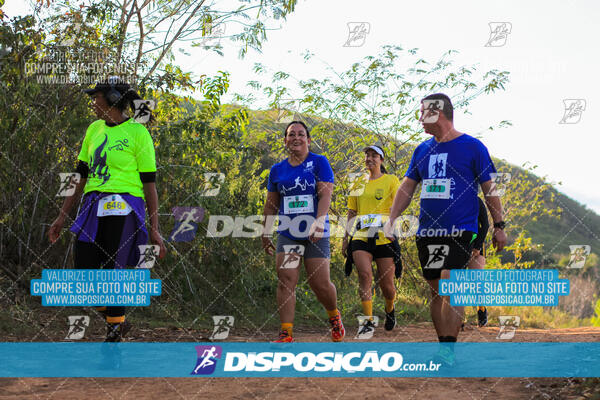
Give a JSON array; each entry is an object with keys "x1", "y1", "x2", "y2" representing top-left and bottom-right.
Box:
[
  {"x1": 284, "y1": 120, "x2": 310, "y2": 137},
  {"x1": 421, "y1": 93, "x2": 453, "y2": 122}
]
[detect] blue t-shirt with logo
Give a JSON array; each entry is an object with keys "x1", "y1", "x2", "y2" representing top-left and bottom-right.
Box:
[
  {"x1": 267, "y1": 152, "x2": 335, "y2": 240},
  {"x1": 404, "y1": 134, "x2": 496, "y2": 236}
]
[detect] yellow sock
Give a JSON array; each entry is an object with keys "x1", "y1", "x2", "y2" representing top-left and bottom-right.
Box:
[
  {"x1": 361, "y1": 300, "x2": 373, "y2": 320},
  {"x1": 281, "y1": 323, "x2": 293, "y2": 337},
  {"x1": 478, "y1": 306, "x2": 486, "y2": 312},
  {"x1": 106, "y1": 315, "x2": 125, "y2": 323},
  {"x1": 385, "y1": 297, "x2": 395, "y2": 313},
  {"x1": 326, "y1": 309, "x2": 339, "y2": 318}
]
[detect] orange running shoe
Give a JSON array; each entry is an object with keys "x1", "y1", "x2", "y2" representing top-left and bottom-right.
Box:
[
  {"x1": 272, "y1": 330, "x2": 294, "y2": 343},
  {"x1": 329, "y1": 314, "x2": 345, "y2": 342}
]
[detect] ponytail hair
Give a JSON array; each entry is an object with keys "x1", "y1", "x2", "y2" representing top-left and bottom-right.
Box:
[
  {"x1": 115, "y1": 89, "x2": 155, "y2": 124},
  {"x1": 380, "y1": 164, "x2": 387, "y2": 174}
]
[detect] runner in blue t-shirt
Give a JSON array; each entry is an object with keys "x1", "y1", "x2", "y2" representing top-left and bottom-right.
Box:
[
  {"x1": 261, "y1": 121, "x2": 345, "y2": 343},
  {"x1": 384, "y1": 93, "x2": 507, "y2": 363}
]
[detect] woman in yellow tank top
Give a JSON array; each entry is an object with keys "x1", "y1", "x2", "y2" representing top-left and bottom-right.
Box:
[{"x1": 343, "y1": 145, "x2": 401, "y2": 335}]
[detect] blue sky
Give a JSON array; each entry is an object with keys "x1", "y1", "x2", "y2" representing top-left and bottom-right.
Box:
[{"x1": 6, "y1": 0, "x2": 599, "y2": 214}]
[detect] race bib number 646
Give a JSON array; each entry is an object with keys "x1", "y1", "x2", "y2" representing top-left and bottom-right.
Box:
[{"x1": 97, "y1": 195, "x2": 133, "y2": 217}]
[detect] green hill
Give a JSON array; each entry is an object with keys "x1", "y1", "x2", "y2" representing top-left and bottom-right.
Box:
[{"x1": 524, "y1": 188, "x2": 600, "y2": 261}]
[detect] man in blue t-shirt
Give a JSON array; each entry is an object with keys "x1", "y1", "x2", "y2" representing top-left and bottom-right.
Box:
[{"x1": 384, "y1": 93, "x2": 507, "y2": 357}]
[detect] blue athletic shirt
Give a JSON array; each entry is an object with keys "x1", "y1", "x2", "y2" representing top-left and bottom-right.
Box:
[
  {"x1": 404, "y1": 134, "x2": 496, "y2": 236},
  {"x1": 267, "y1": 152, "x2": 335, "y2": 240}
]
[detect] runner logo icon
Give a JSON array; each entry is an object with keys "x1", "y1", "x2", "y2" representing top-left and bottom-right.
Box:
[
  {"x1": 485, "y1": 22, "x2": 512, "y2": 47},
  {"x1": 355, "y1": 316, "x2": 379, "y2": 340},
  {"x1": 132, "y1": 99, "x2": 156, "y2": 124},
  {"x1": 488, "y1": 173, "x2": 512, "y2": 197},
  {"x1": 566, "y1": 245, "x2": 591, "y2": 269},
  {"x1": 425, "y1": 245, "x2": 449, "y2": 269},
  {"x1": 56, "y1": 173, "x2": 81, "y2": 197},
  {"x1": 280, "y1": 245, "x2": 305, "y2": 269},
  {"x1": 201, "y1": 173, "x2": 225, "y2": 197},
  {"x1": 191, "y1": 345, "x2": 223, "y2": 375},
  {"x1": 65, "y1": 315, "x2": 89, "y2": 340},
  {"x1": 276, "y1": 98, "x2": 301, "y2": 123},
  {"x1": 198, "y1": 21, "x2": 226, "y2": 48},
  {"x1": 343, "y1": 22, "x2": 370, "y2": 47},
  {"x1": 497, "y1": 316, "x2": 520, "y2": 340},
  {"x1": 210, "y1": 316, "x2": 234, "y2": 340},
  {"x1": 136, "y1": 245, "x2": 160, "y2": 268},
  {"x1": 169, "y1": 206, "x2": 204, "y2": 242},
  {"x1": 559, "y1": 99, "x2": 586, "y2": 124},
  {"x1": 422, "y1": 99, "x2": 444, "y2": 123}
]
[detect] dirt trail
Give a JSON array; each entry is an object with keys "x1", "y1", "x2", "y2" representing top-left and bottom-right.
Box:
[{"x1": 1, "y1": 324, "x2": 599, "y2": 400}]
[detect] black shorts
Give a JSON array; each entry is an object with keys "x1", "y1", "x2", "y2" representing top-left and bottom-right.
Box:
[
  {"x1": 416, "y1": 231, "x2": 476, "y2": 280},
  {"x1": 351, "y1": 239, "x2": 398, "y2": 259},
  {"x1": 74, "y1": 215, "x2": 127, "y2": 269}
]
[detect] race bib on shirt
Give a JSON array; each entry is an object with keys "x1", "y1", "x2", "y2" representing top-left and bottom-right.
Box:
[
  {"x1": 283, "y1": 195, "x2": 314, "y2": 214},
  {"x1": 97, "y1": 194, "x2": 132, "y2": 217},
  {"x1": 420, "y1": 179, "x2": 451, "y2": 199},
  {"x1": 358, "y1": 214, "x2": 383, "y2": 228}
]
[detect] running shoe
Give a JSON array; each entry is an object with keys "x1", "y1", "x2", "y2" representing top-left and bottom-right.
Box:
[
  {"x1": 105, "y1": 320, "x2": 131, "y2": 342},
  {"x1": 384, "y1": 309, "x2": 396, "y2": 331},
  {"x1": 272, "y1": 330, "x2": 294, "y2": 343},
  {"x1": 357, "y1": 319, "x2": 376, "y2": 337},
  {"x1": 329, "y1": 314, "x2": 345, "y2": 342},
  {"x1": 478, "y1": 307, "x2": 488, "y2": 327}
]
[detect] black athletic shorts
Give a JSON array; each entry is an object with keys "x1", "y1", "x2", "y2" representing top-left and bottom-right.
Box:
[
  {"x1": 351, "y1": 239, "x2": 398, "y2": 259},
  {"x1": 416, "y1": 231, "x2": 476, "y2": 280},
  {"x1": 472, "y1": 197, "x2": 489, "y2": 252}
]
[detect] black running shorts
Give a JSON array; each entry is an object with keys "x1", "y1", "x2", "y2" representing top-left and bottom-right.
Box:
[
  {"x1": 350, "y1": 239, "x2": 398, "y2": 259},
  {"x1": 416, "y1": 231, "x2": 476, "y2": 280}
]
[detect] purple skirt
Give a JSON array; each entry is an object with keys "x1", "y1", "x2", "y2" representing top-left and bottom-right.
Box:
[{"x1": 70, "y1": 192, "x2": 148, "y2": 268}]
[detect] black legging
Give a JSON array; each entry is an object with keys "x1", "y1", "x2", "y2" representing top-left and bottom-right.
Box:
[{"x1": 74, "y1": 215, "x2": 127, "y2": 320}]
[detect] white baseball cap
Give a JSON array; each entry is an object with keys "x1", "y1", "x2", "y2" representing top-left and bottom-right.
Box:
[{"x1": 363, "y1": 145, "x2": 385, "y2": 159}]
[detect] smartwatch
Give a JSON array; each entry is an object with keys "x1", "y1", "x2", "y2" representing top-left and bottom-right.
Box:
[{"x1": 493, "y1": 221, "x2": 506, "y2": 230}]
